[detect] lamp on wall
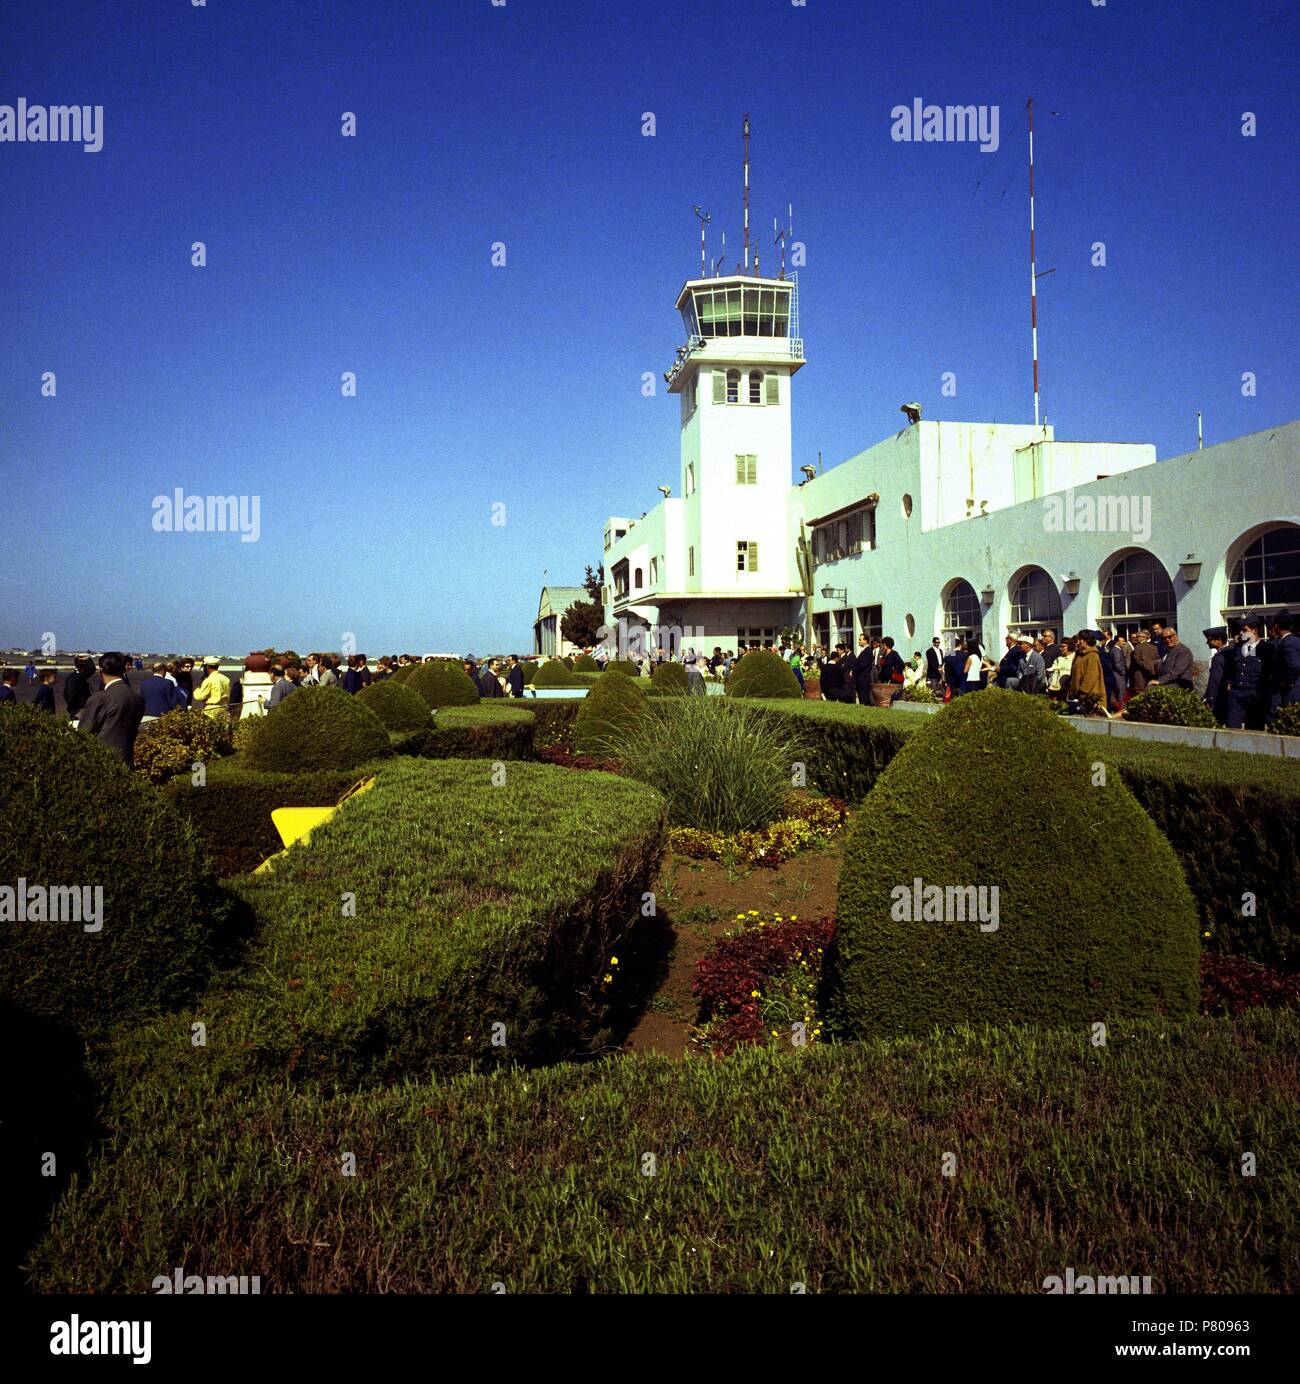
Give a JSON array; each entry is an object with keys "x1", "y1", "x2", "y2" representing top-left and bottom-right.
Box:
[
  {"x1": 1178, "y1": 555, "x2": 1202, "y2": 584},
  {"x1": 1061, "y1": 571, "x2": 1081, "y2": 596},
  {"x1": 820, "y1": 586, "x2": 847, "y2": 604},
  {"x1": 980, "y1": 586, "x2": 995, "y2": 605}
]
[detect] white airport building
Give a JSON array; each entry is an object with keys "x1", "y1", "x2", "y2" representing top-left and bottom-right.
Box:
[{"x1": 596, "y1": 270, "x2": 1299, "y2": 663}]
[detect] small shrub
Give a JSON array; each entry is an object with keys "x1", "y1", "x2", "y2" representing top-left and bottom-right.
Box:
[
  {"x1": 606, "y1": 660, "x2": 641, "y2": 678},
  {"x1": 242, "y1": 686, "x2": 392, "y2": 773},
  {"x1": 651, "y1": 662, "x2": 689, "y2": 696},
  {"x1": 826, "y1": 689, "x2": 1201, "y2": 1039},
  {"x1": 897, "y1": 682, "x2": 939, "y2": 704},
  {"x1": 521, "y1": 663, "x2": 537, "y2": 686},
  {"x1": 358, "y1": 679, "x2": 431, "y2": 732},
  {"x1": 725, "y1": 648, "x2": 802, "y2": 699},
  {"x1": 405, "y1": 661, "x2": 480, "y2": 708},
  {"x1": 572, "y1": 670, "x2": 645, "y2": 755},
  {"x1": 572, "y1": 653, "x2": 600, "y2": 672},
  {"x1": 533, "y1": 659, "x2": 582, "y2": 689},
  {"x1": 0, "y1": 706, "x2": 231, "y2": 1037},
  {"x1": 397, "y1": 706, "x2": 534, "y2": 761},
  {"x1": 1272, "y1": 703, "x2": 1300, "y2": 737},
  {"x1": 670, "y1": 797, "x2": 848, "y2": 867},
  {"x1": 133, "y1": 708, "x2": 235, "y2": 784},
  {"x1": 1123, "y1": 685, "x2": 1216, "y2": 728},
  {"x1": 621, "y1": 696, "x2": 803, "y2": 831}
]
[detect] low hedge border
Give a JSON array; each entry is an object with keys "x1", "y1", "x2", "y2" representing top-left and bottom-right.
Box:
[
  {"x1": 163, "y1": 757, "x2": 388, "y2": 878},
  {"x1": 731, "y1": 698, "x2": 1300, "y2": 970},
  {"x1": 125, "y1": 759, "x2": 667, "y2": 1095},
  {"x1": 29, "y1": 1010, "x2": 1300, "y2": 1293},
  {"x1": 395, "y1": 705, "x2": 535, "y2": 761}
]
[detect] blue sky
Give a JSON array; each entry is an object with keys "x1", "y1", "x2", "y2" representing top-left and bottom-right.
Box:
[{"x1": 1, "y1": 0, "x2": 1296, "y2": 654}]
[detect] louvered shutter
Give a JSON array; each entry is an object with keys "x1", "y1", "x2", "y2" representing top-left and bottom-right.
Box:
[
  {"x1": 765, "y1": 374, "x2": 779, "y2": 405},
  {"x1": 712, "y1": 371, "x2": 726, "y2": 404}
]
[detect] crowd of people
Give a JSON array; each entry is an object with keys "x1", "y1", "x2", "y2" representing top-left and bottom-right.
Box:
[{"x1": 7, "y1": 613, "x2": 1297, "y2": 765}]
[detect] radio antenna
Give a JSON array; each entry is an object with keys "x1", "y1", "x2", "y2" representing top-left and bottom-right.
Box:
[{"x1": 693, "y1": 205, "x2": 711, "y2": 279}]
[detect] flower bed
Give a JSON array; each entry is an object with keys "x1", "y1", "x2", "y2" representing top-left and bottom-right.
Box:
[
  {"x1": 692, "y1": 912, "x2": 835, "y2": 1055},
  {"x1": 669, "y1": 796, "x2": 848, "y2": 867},
  {"x1": 537, "y1": 744, "x2": 623, "y2": 774}
]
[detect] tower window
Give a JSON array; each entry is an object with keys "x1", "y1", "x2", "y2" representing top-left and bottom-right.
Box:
[
  {"x1": 737, "y1": 541, "x2": 759, "y2": 573},
  {"x1": 726, "y1": 369, "x2": 740, "y2": 404},
  {"x1": 749, "y1": 370, "x2": 763, "y2": 403},
  {"x1": 634, "y1": 567, "x2": 643, "y2": 589},
  {"x1": 735, "y1": 454, "x2": 757, "y2": 485},
  {"x1": 689, "y1": 546, "x2": 695, "y2": 577}
]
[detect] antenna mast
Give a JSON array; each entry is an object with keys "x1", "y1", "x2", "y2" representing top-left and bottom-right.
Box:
[
  {"x1": 742, "y1": 113, "x2": 751, "y2": 272},
  {"x1": 1028, "y1": 97, "x2": 1041, "y2": 431},
  {"x1": 693, "y1": 205, "x2": 711, "y2": 279}
]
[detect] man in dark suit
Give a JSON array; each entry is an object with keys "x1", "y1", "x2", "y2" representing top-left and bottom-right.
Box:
[
  {"x1": 1039, "y1": 629, "x2": 1061, "y2": 672},
  {"x1": 62, "y1": 657, "x2": 95, "y2": 719},
  {"x1": 1202, "y1": 627, "x2": 1233, "y2": 722},
  {"x1": 943, "y1": 640, "x2": 967, "y2": 697},
  {"x1": 996, "y1": 636, "x2": 1022, "y2": 688},
  {"x1": 853, "y1": 633, "x2": 875, "y2": 704},
  {"x1": 478, "y1": 661, "x2": 504, "y2": 698},
  {"x1": 34, "y1": 668, "x2": 59, "y2": 712},
  {"x1": 1269, "y1": 612, "x2": 1300, "y2": 712},
  {"x1": 819, "y1": 651, "x2": 848, "y2": 702},
  {"x1": 925, "y1": 638, "x2": 942, "y2": 688},
  {"x1": 1226, "y1": 615, "x2": 1272, "y2": 730},
  {"x1": 0, "y1": 669, "x2": 17, "y2": 703},
  {"x1": 75, "y1": 652, "x2": 146, "y2": 763},
  {"x1": 139, "y1": 662, "x2": 181, "y2": 719},
  {"x1": 506, "y1": 654, "x2": 525, "y2": 699}
]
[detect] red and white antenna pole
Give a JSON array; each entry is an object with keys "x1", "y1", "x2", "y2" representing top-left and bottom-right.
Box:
[
  {"x1": 742, "y1": 113, "x2": 751, "y2": 272},
  {"x1": 1028, "y1": 97, "x2": 1041, "y2": 430},
  {"x1": 693, "y1": 205, "x2": 710, "y2": 279}
]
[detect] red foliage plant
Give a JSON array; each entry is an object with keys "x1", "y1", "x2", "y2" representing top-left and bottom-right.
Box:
[{"x1": 1199, "y1": 952, "x2": 1300, "y2": 1016}]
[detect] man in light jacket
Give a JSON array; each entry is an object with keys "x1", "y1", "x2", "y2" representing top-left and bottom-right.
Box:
[{"x1": 1153, "y1": 628, "x2": 1194, "y2": 689}]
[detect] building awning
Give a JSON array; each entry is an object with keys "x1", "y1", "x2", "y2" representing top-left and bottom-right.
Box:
[{"x1": 807, "y1": 494, "x2": 879, "y2": 528}]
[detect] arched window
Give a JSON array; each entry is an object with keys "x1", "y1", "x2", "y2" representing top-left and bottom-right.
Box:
[
  {"x1": 942, "y1": 579, "x2": 981, "y2": 638},
  {"x1": 749, "y1": 370, "x2": 763, "y2": 404},
  {"x1": 726, "y1": 369, "x2": 740, "y2": 404},
  {"x1": 634, "y1": 567, "x2": 643, "y2": 590},
  {"x1": 1100, "y1": 551, "x2": 1176, "y2": 635},
  {"x1": 1227, "y1": 525, "x2": 1300, "y2": 614},
  {"x1": 1008, "y1": 567, "x2": 1062, "y2": 635}
]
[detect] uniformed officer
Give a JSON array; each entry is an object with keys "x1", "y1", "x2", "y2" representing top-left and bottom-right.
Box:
[
  {"x1": 1226, "y1": 614, "x2": 1272, "y2": 730},
  {"x1": 1202, "y1": 626, "x2": 1233, "y2": 723},
  {"x1": 1268, "y1": 611, "x2": 1300, "y2": 714}
]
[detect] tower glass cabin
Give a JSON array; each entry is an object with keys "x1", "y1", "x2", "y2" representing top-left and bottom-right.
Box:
[{"x1": 667, "y1": 274, "x2": 805, "y2": 604}]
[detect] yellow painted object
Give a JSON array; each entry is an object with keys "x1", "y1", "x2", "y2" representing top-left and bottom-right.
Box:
[{"x1": 254, "y1": 775, "x2": 377, "y2": 873}]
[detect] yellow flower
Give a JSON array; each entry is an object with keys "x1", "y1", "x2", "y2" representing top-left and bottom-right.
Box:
[
  {"x1": 751, "y1": 990, "x2": 761, "y2": 998},
  {"x1": 610, "y1": 957, "x2": 619, "y2": 965},
  {"x1": 602, "y1": 973, "x2": 613, "y2": 983}
]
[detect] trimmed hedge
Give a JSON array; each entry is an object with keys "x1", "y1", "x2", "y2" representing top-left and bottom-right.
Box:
[
  {"x1": 533, "y1": 659, "x2": 583, "y2": 689},
  {"x1": 1124, "y1": 685, "x2": 1217, "y2": 727},
  {"x1": 826, "y1": 690, "x2": 1201, "y2": 1038},
  {"x1": 396, "y1": 705, "x2": 535, "y2": 761},
  {"x1": 1274, "y1": 704, "x2": 1300, "y2": 737},
  {"x1": 650, "y1": 661, "x2": 689, "y2": 695},
  {"x1": 132, "y1": 708, "x2": 236, "y2": 785},
  {"x1": 605, "y1": 660, "x2": 641, "y2": 678},
  {"x1": 241, "y1": 686, "x2": 392, "y2": 773},
  {"x1": 0, "y1": 706, "x2": 231, "y2": 1036},
  {"x1": 124, "y1": 760, "x2": 666, "y2": 1094},
  {"x1": 521, "y1": 662, "x2": 537, "y2": 686},
  {"x1": 739, "y1": 698, "x2": 1300, "y2": 969},
  {"x1": 163, "y1": 757, "x2": 384, "y2": 878},
  {"x1": 30, "y1": 1011, "x2": 1300, "y2": 1292},
  {"x1": 573, "y1": 669, "x2": 645, "y2": 755},
  {"x1": 524, "y1": 699, "x2": 581, "y2": 751},
  {"x1": 405, "y1": 661, "x2": 480, "y2": 708},
  {"x1": 572, "y1": 653, "x2": 600, "y2": 672},
  {"x1": 357, "y1": 679, "x2": 431, "y2": 732},
  {"x1": 725, "y1": 648, "x2": 803, "y2": 699}
]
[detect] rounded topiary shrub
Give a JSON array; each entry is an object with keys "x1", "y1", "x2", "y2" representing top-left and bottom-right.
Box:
[
  {"x1": 358, "y1": 679, "x2": 432, "y2": 732},
  {"x1": 1123, "y1": 685, "x2": 1217, "y2": 728},
  {"x1": 1273, "y1": 703, "x2": 1300, "y2": 737},
  {"x1": 825, "y1": 688, "x2": 1200, "y2": 1039},
  {"x1": 897, "y1": 682, "x2": 939, "y2": 704},
  {"x1": 533, "y1": 659, "x2": 582, "y2": 689},
  {"x1": 0, "y1": 706, "x2": 231, "y2": 1036},
  {"x1": 606, "y1": 659, "x2": 640, "y2": 678},
  {"x1": 572, "y1": 653, "x2": 600, "y2": 673},
  {"x1": 651, "y1": 662, "x2": 689, "y2": 696},
  {"x1": 572, "y1": 670, "x2": 645, "y2": 755},
  {"x1": 387, "y1": 664, "x2": 418, "y2": 685},
  {"x1": 521, "y1": 662, "x2": 537, "y2": 686},
  {"x1": 725, "y1": 648, "x2": 802, "y2": 699},
  {"x1": 242, "y1": 686, "x2": 392, "y2": 773},
  {"x1": 406, "y1": 661, "x2": 480, "y2": 709}
]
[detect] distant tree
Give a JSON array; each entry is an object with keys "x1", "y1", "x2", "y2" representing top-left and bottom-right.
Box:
[
  {"x1": 562, "y1": 600, "x2": 604, "y2": 649},
  {"x1": 583, "y1": 564, "x2": 605, "y2": 602}
]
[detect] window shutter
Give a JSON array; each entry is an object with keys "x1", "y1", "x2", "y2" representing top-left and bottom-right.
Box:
[
  {"x1": 748, "y1": 456, "x2": 757, "y2": 484},
  {"x1": 712, "y1": 371, "x2": 725, "y2": 404},
  {"x1": 735, "y1": 456, "x2": 743, "y2": 483},
  {"x1": 765, "y1": 374, "x2": 779, "y2": 405},
  {"x1": 749, "y1": 542, "x2": 759, "y2": 573}
]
